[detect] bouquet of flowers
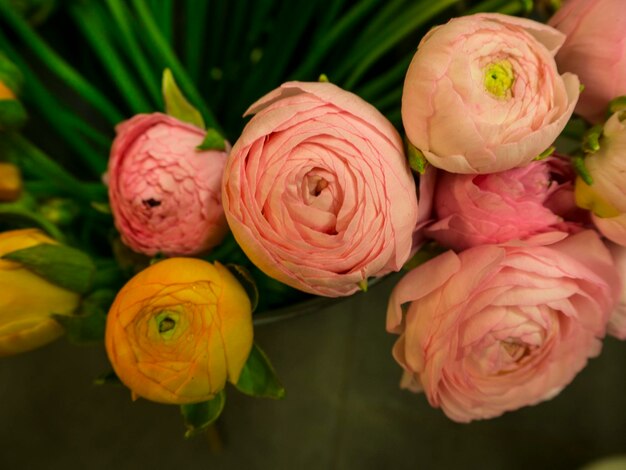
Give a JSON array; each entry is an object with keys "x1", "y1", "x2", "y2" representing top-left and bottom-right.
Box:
[{"x1": 0, "y1": 0, "x2": 624, "y2": 440}]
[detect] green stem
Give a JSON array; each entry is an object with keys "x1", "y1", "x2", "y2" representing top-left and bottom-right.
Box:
[
  {"x1": 106, "y1": 0, "x2": 162, "y2": 108},
  {"x1": 132, "y1": 0, "x2": 220, "y2": 130},
  {"x1": 356, "y1": 54, "x2": 411, "y2": 101},
  {"x1": 5, "y1": 135, "x2": 107, "y2": 202},
  {"x1": 184, "y1": 0, "x2": 211, "y2": 84},
  {"x1": 291, "y1": 0, "x2": 382, "y2": 80},
  {"x1": 342, "y1": 0, "x2": 462, "y2": 89},
  {"x1": 372, "y1": 88, "x2": 402, "y2": 112},
  {"x1": 69, "y1": 2, "x2": 152, "y2": 114},
  {"x1": 0, "y1": 0, "x2": 124, "y2": 125},
  {"x1": 0, "y1": 30, "x2": 109, "y2": 175},
  {"x1": 150, "y1": 0, "x2": 173, "y2": 45}
]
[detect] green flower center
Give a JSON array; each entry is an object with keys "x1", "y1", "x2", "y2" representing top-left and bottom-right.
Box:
[
  {"x1": 155, "y1": 311, "x2": 180, "y2": 339},
  {"x1": 484, "y1": 60, "x2": 515, "y2": 99}
]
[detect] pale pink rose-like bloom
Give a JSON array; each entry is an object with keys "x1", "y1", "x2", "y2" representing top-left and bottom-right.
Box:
[
  {"x1": 402, "y1": 13, "x2": 579, "y2": 174},
  {"x1": 575, "y1": 112, "x2": 626, "y2": 247},
  {"x1": 549, "y1": 0, "x2": 626, "y2": 124},
  {"x1": 108, "y1": 113, "x2": 228, "y2": 256},
  {"x1": 426, "y1": 157, "x2": 584, "y2": 250},
  {"x1": 222, "y1": 81, "x2": 420, "y2": 297},
  {"x1": 387, "y1": 231, "x2": 620, "y2": 422},
  {"x1": 607, "y1": 243, "x2": 626, "y2": 339}
]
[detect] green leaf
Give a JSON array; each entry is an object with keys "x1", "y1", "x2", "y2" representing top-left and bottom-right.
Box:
[
  {"x1": 0, "y1": 99, "x2": 27, "y2": 130},
  {"x1": 235, "y1": 343, "x2": 285, "y2": 399},
  {"x1": 180, "y1": 391, "x2": 225, "y2": 439},
  {"x1": 406, "y1": 140, "x2": 428, "y2": 174},
  {"x1": 3, "y1": 243, "x2": 96, "y2": 293},
  {"x1": 0, "y1": 196, "x2": 65, "y2": 241},
  {"x1": 53, "y1": 289, "x2": 115, "y2": 344},
  {"x1": 196, "y1": 128, "x2": 226, "y2": 151},
  {"x1": 0, "y1": 51, "x2": 23, "y2": 93},
  {"x1": 162, "y1": 68, "x2": 205, "y2": 129},
  {"x1": 226, "y1": 264, "x2": 259, "y2": 313}
]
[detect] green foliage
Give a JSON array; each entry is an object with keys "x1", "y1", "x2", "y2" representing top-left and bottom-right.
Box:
[
  {"x1": 235, "y1": 343, "x2": 285, "y2": 399},
  {"x1": 180, "y1": 391, "x2": 225, "y2": 439},
  {"x1": 53, "y1": 289, "x2": 116, "y2": 344},
  {"x1": 3, "y1": 242, "x2": 96, "y2": 293}
]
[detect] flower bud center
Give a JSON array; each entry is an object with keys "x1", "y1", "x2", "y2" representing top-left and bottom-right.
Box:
[
  {"x1": 483, "y1": 60, "x2": 515, "y2": 99},
  {"x1": 155, "y1": 311, "x2": 179, "y2": 339}
]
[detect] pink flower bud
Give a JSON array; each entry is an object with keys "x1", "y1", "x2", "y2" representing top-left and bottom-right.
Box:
[{"x1": 108, "y1": 113, "x2": 228, "y2": 256}]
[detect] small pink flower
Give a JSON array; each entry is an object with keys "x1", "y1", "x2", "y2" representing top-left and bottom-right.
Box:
[
  {"x1": 108, "y1": 113, "x2": 228, "y2": 256},
  {"x1": 387, "y1": 231, "x2": 619, "y2": 422},
  {"x1": 402, "y1": 13, "x2": 579, "y2": 174},
  {"x1": 550, "y1": 0, "x2": 626, "y2": 123},
  {"x1": 426, "y1": 156, "x2": 584, "y2": 250},
  {"x1": 222, "y1": 82, "x2": 419, "y2": 297}
]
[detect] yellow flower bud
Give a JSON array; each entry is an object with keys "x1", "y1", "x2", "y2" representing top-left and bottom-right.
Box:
[
  {"x1": 0, "y1": 162, "x2": 22, "y2": 202},
  {"x1": 105, "y1": 258, "x2": 253, "y2": 405},
  {"x1": 0, "y1": 229, "x2": 80, "y2": 356}
]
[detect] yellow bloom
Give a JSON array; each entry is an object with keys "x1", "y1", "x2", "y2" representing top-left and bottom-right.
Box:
[
  {"x1": 0, "y1": 229, "x2": 80, "y2": 356},
  {"x1": 105, "y1": 258, "x2": 253, "y2": 405},
  {"x1": 0, "y1": 81, "x2": 15, "y2": 100}
]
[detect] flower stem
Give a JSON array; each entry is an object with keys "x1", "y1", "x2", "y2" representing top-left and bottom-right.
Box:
[
  {"x1": 69, "y1": 2, "x2": 152, "y2": 114},
  {"x1": 4, "y1": 134, "x2": 107, "y2": 203},
  {"x1": 0, "y1": 30, "x2": 109, "y2": 175},
  {"x1": 290, "y1": 0, "x2": 382, "y2": 80},
  {"x1": 131, "y1": 0, "x2": 220, "y2": 130},
  {"x1": 106, "y1": 0, "x2": 162, "y2": 109},
  {"x1": 0, "y1": 0, "x2": 124, "y2": 125},
  {"x1": 342, "y1": 0, "x2": 462, "y2": 89}
]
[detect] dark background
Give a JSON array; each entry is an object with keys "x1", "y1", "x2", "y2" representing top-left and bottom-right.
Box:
[{"x1": 1, "y1": 275, "x2": 625, "y2": 470}]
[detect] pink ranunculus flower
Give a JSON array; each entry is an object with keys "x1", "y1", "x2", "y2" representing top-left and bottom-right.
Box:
[
  {"x1": 222, "y1": 81, "x2": 419, "y2": 297},
  {"x1": 549, "y1": 0, "x2": 626, "y2": 124},
  {"x1": 108, "y1": 113, "x2": 228, "y2": 256},
  {"x1": 426, "y1": 156, "x2": 584, "y2": 250},
  {"x1": 402, "y1": 13, "x2": 579, "y2": 174},
  {"x1": 607, "y1": 243, "x2": 626, "y2": 339},
  {"x1": 387, "y1": 231, "x2": 619, "y2": 422},
  {"x1": 575, "y1": 112, "x2": 626, "y2": 247}
]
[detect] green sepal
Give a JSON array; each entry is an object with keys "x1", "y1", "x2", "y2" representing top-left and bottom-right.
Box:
[
  {"x1": 405, "y1": 140, "x2": 428, "y2": 174},
  {"x1": 196, "y1": 128, "x2": 226, "y2": 152},
  {"x1": 93, "y1": 370, "x2": 122, "y2": 386},
  {"x1": 533, "y1": 146, "x2": 555, "y2": 162},
  {"x1": 53, "y1": 289, "x2": 115, "y2": 344},
  {"x1": 318, "y1": 73, "x2": 329, "y2": 83},
  {"x1": 180, "y1": 391, "x2": 225, "y2": 439},
  {"x1": 572, "y1": 155, "x2": 593, "y2": 186},
  {"x1": 90, "y1": 201, "x2": 112, "y2": 215},
  {"x1": 357, "y1": 279, "x2": 368, "y2": 292},
  {"x1": 226, "y1": 264, "x2": 259, "y2": 313},
  {"x1": 521, "y1": 0, "x2": 533, "y2": 13},
  {"x1": 235, "y1": 343, "x2": 285, "y2": 399},
  {"x1": 162, "y1": 68, "x2": 205, "y2": 129},
  {"x1": 608, "y1": 95, "x2": 626, "y2": 115},
  {"x1": 3, "y1": 243, "x2": 96, "y2": 294},
  {"x1": 582, "y1": 124, "x2": 603, "y2": 154},
  {"x1": 0, "y1": 99, "x2": 27, "y2": 130}
]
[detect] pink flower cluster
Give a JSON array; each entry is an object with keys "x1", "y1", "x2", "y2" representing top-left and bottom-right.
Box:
[
  {"x1": 389, "y1": 8, "x2": 626, "y2": 423},
  {"x1": 104, "y1": 4, "x2": 626, "y2": 425}
]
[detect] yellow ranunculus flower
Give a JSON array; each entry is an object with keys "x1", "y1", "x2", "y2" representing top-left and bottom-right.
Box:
[
  {"x1": 105, "y1": 258, "x2": 253, "y2": 405},
  {"x1": 0, "y1": 229, "x2": 80, "y2": 356}
]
